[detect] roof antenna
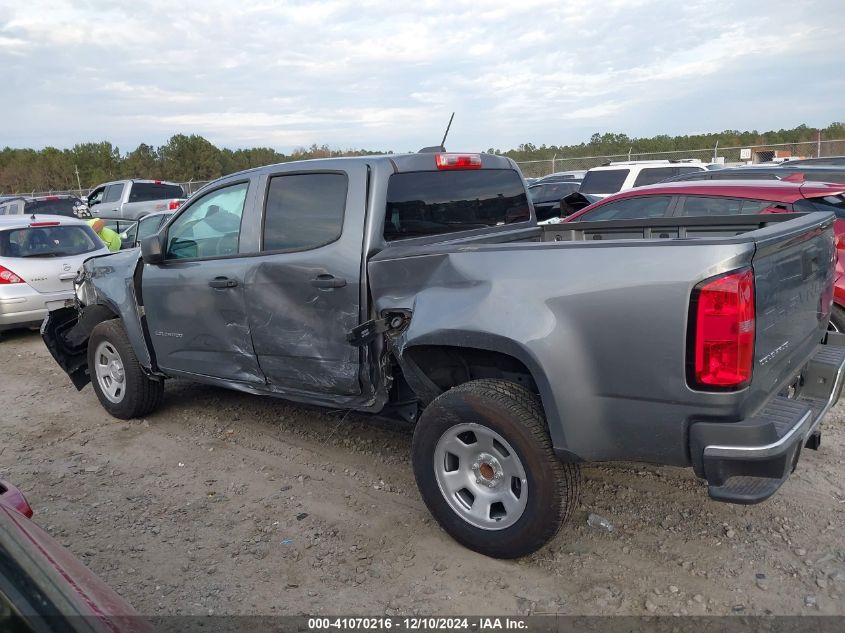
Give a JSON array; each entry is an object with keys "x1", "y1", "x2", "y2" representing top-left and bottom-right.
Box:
[{"x1": 418, "y1": 112, "x2": 455, "y2": 153}]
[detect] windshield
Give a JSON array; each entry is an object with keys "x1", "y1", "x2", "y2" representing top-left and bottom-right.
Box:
[
  {"x1": 0, "y1": 225, "x2": 101, "y2": 257},
  {"x1": 385, "y1": 169, "x2": 530, "y2": 241},
  {"x1": 580, "y1": 169, "x2": 629, "y2": 194}
]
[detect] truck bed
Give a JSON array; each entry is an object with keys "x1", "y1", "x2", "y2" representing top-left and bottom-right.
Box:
[
  {"x1": 370, "y1": 211, "x2": 836, "y2": 466},
  {"x1": 540, "y1": 213, "x2": 812, "y2": 243}
]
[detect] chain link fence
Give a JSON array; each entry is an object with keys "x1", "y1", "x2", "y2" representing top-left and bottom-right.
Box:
[
  {"x1": 10, "y1": 140, "x2": 845, "y2": 197},
  {"x1": 10, "y1": 180, "x2": 214, "y2": 200},
  {"x1": 515, "y1": 139, "x2": 845, "y2": 179}
]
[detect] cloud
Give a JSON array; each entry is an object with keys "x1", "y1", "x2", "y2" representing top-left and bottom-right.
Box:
[{"x1": 0, "y1": 0, "x2": 843, "y2": 152}]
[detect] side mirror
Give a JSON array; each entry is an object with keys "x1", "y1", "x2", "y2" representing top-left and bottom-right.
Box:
[{"x1": 140, "y1": 234, "x2": 164, "y2": 264}]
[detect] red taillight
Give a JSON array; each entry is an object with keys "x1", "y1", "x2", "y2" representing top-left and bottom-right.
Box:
[
  {"x1": 29, "y1": 221, "x2": 60, "y2": 227},
  {"x1": 689, "y1": 268, "x2": 755, "y2": 389},
  {"x1": 0, "y1": 265, "x2": 24, "y2": 284},
  {"x1": 154, "y1": 180, "x2": 162, "y2": 184},
  {"x1": 168, "y1": 200, "x2": 181, "y2": 210},
  {"x1": 435, "y1": 153, "x2": 481, "y2": 170}
]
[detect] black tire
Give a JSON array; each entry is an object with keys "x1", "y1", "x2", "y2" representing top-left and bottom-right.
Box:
[
  {"x1": 829, "y1": 305, "x2": 845, "y2": 333},
  {"x1": 412, "y1": 379, "x2": 580, "y2": 558},
  {"x1": 88, "y1": 319, "x2": 164, "y2": 419}
]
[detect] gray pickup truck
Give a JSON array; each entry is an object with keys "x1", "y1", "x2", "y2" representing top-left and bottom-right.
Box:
[
  {"x1": 87, "y1": 179, "x2": 185, "y2": 221},
  {"x1": 42, "y1": 151, "x2": 845, "y2": 558}
]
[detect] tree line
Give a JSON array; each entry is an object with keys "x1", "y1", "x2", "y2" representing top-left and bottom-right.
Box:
[
  {"x1": 489, "y1": 122, "x2": 845, "y2": 162},
  {"x1": 2, "y1": 123, "x2": 843, "y2": 194}
]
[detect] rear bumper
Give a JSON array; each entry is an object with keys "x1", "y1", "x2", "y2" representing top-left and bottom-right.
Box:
[
  {"x1": 689, "y1": 336, "x2": 845, "y2": 504},
  {"x1": 0, "y1": 286, "x2": 74, "y2": 330}
]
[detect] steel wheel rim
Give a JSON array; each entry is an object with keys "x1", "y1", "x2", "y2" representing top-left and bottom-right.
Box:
[
  {"x1": 94, "y1": 340, "x2": 126, "y2": 404},
  {"x1": 433, "y1": 422, "x2": 528, "y2": 530}
]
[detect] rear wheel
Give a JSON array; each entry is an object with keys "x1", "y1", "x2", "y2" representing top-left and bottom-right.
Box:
[
  {"x1": 829, "y1": 305, "x2": 845, "y2": 333},
  {"x1": 412, "y1": 379, "x2": 580, "y2": 558},
  {"x1": 88, "y1": 319, "x2": 163, "y2": 419}
]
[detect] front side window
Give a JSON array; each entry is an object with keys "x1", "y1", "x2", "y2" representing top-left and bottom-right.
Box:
[
  {"x1": 580, "y1": 169, "x2": 629, "y2": 194},
  {"x1": 165, "y1": 182, "x2": 248, "y2": 259},
  {"x1": 87, "y1": 186, "x2": 106, "y2": 206},
  {"x1": 577, "y1": 195, "x2": 673, "y2": 221},
  {"x1": 103, "y1": 184, "x2": 124, "y2": 204},
  {"x1": 262, "y1": 173, "x2": 347, "y2": 251},
  {"x1": 138, "y1": 214, "x2": 169, "y2": 242}
]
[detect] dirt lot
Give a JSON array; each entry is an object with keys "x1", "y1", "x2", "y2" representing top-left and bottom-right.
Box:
[{"x1": 1, "y1": 329, "x2": 844, "y2": 617}]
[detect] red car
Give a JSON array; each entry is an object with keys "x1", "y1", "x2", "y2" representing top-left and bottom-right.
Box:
[
  {"x1": 563, "y1": 179, "x2": 845, "y2": 330},
  {"x1": 0, "y1": 480, "x2": 152, "y2": 632}
]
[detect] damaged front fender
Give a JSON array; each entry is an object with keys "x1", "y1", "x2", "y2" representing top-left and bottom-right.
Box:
[{"x1": 41, "y1": 249, "x2": 157, "y2": 389}]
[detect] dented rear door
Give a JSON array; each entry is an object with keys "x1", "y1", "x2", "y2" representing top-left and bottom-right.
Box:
[{"x1": 243, "y1": 163, "x2": 368, "y2": 397}]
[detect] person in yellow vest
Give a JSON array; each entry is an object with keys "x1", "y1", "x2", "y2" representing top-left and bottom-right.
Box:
[{"x1": 87, "y1": 218, "x2": 122, "y2": 252}]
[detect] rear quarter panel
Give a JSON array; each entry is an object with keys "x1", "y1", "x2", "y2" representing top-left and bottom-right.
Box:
[{"x1": 370, "y1": 238, "x2": 757, "y2": 465}]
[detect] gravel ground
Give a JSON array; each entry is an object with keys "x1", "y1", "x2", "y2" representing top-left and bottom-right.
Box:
[{"x1": 1, "y1": 329, "x2": 844, "y2": 616}]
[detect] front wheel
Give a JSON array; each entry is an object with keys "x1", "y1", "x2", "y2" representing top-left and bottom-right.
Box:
[
  {"x1": 412, "y1": 379, "x2": 580, "y2": 558},
  {"x1": 88, "y1": 319, "x2": 164, "y2": 419}
]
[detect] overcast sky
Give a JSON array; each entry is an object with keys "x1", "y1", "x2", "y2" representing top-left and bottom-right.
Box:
[{"x1": 1, "y1": 0, "x2": 843, "y2": 153}]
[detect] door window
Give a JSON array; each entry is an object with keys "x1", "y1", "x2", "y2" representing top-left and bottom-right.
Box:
[
  {"x1": 577, "y1": 195, "x2": 673, "y2": 221},
  {"x1": 262, "y1": 173, "x2": 347, "y2": 251},
  {"x1": 87, "y1": 186, "x2": 106, "y2": 206},
  {"x1": 165, "y1": 182, "x2": 248, "y2": 259},
  {"x1": 103, "y1": 184, "x2": 124, "y2": 204},
  {"x1": 632, "y1": 167, "x2": 677, "y2": 187}
]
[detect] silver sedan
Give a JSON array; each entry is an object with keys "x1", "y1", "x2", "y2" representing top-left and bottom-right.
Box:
[{"x1": 0, "y1": 215, "x2": 108, "y2": 336}]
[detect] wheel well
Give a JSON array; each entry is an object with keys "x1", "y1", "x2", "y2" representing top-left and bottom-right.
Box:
[{"x1": 400, "y1": 345, "x2": 538, "y2": 401}]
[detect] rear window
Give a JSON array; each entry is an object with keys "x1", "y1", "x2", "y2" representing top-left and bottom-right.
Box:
[
  {"x1": 23, "y1": 198, "x2": 79, "y2": 217},
  {"x1": 385, "y1": 169, "x2": 530, "y2": 241},
  {"x1": 794, "y1": 195, "x2": 845, "y2": 218},
  {"x1": 580, "y1": 169, "x2": 629, "y2": 194},
  {"x1": 128, "y1": 182, "x2": 184, "y2": 203},
  {"x1": 0, "y1": 225, "x2": 101, "y2": 257}
]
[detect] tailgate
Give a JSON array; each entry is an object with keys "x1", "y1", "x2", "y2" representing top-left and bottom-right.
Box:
[{"x1": 750, "y1": 212, "x2": 835, "y2": 400}]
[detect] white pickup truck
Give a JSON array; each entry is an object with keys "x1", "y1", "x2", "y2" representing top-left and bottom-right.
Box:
[{"x1": 87, "y1": 179, "x2": 185, "y2": 221}]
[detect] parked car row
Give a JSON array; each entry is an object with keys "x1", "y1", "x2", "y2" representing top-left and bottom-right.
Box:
[{"x1": 527, "y1": 157, "x2": 845, "y2": 221}]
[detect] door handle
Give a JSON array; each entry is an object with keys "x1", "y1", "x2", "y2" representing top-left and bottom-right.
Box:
[
  {"x1": 311, "y1": 274, "x2": 347, "y2": 289},
  {"x1": 209, "y1": 277, "x2": 238, "y2": 289}
]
